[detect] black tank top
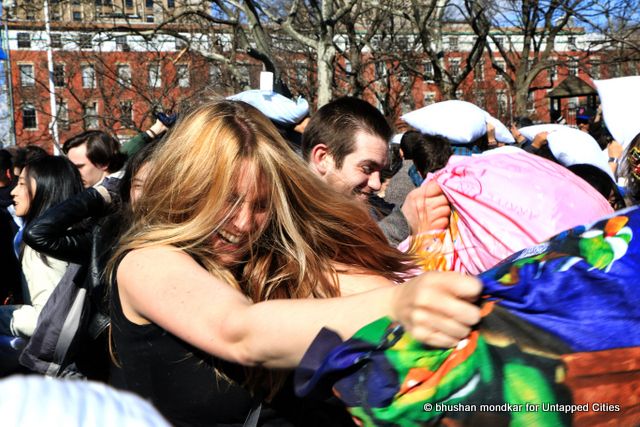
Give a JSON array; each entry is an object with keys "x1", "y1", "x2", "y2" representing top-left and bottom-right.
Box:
[
  {"x1": 109, "y1": 256, "x2": 354, "y2": 427},
  {"x1": 110, "y1": 275, "x2": 259, "y2": 427}
]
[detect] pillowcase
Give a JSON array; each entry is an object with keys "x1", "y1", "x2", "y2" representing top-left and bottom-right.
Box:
[
  {"x1": 518, "y1": 124, "x2": 569, "y2": 141},
  {"x1": 401, "y1": 100, "x2": 487, "y2": 144},
  {"x1": 594, "y1": 76, "x2": 640, "y2": 148},
  {"x1": 546, "y1": 128, "x2": 614, "y2": 179},
  {"x1": 227, "y1": 89, "x2": 309, "y2": 127}
]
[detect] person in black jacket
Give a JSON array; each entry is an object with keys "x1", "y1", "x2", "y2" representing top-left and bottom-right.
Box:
[{"x1": 21, "y1": 143, "x2": 158, "y2": 380}]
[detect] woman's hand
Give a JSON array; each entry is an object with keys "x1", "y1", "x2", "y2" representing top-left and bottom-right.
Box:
[{"x1": 391, "y1": 272, "x2": 482, "y2": 348}]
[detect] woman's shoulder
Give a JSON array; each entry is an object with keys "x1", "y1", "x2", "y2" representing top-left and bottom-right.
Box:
[{"x1": 117, "y1": 246, "x2": 202, "y2": 287}]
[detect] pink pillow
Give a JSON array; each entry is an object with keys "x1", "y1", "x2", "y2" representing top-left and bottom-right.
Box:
[{"x1": 398, "y1": 151, "x2": 614, "y2": 274}]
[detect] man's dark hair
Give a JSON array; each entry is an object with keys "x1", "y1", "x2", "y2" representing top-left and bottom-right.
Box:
[
  {"x1": 399, "y1": 131, "x2": 422, "y2": 160},
  {"x1": 0, "y1": 149, "x2": 13, "y2": 176},
  {"x1": 301, "y1": 97, "x2": 393, "y2": 168},
  {"x1": 13, "y1": 145, "x2": 49, "y2": 173},
  {"x1": 412, "y1": 134, "x2": 453, "y2": 177},
  {"x1": 63, "y1": 131, "x2": 126, "y2": 173},
  {"x1": 513, "y1": 116, "x2": 533, "y2": 129}
]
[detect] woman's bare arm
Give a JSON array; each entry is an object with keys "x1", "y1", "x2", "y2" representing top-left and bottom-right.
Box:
[{"x1": 117, "y1": 246, "x2": 481, "y2": 369}]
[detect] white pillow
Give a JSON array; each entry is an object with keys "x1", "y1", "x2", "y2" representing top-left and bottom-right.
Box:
[
  {"x1": 477, "y1": 145, "x2": 524, "y2": 156},
  {"x1": 546, "y1": 128, "x2": 614, "y2": 179},
  {"x1": 593, "y1": 76, "x2": 640, "y2": 148},
  {"x1": 390, "y1": 133, "x2": 403, "y2": 145},
  {"x1": 401, "y1": 100, "x2": 487, "y2": 144},
  {"x1": 227, "y1": 89, "x2": 309, "y2": 126},
  {"x1": 484, "y1": 114, "x2": 515, "y2": 144},
  {"x1": 518, "y1": 124, "x2": 569, "y2": 141}
]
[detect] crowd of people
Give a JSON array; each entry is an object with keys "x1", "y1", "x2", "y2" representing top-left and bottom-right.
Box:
[{"x1": 0, "y1": 82, "x2": 638, "y2": 426}]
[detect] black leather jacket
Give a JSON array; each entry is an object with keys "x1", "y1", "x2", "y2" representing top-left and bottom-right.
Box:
[{"x1": 23, "y1": 187, "x2": 121, "y2": 338}]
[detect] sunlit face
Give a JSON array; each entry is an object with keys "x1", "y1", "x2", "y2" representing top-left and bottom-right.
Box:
[
  {"x1": 67, "y1": 143, "x2": 108, "y2": 188},
  {"x1": 323, "y1": 130, "x2": 388, "y2": 202},
  {"x1": 10, "y1": 169, "x2": 35, "y2": 217},
  {"x1": 129, "y1": 162, "x2": 151, "y2": 207},
  {"x1": 211, "y1": 164, "x2": 270, "y2": 266}
]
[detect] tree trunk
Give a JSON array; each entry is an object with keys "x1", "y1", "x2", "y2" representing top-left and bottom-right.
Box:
[{"x1": 316, "y1": 41, "x2": 336, "y2": 107}]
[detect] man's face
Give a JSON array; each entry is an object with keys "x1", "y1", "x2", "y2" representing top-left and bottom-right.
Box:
[
  {"x1": 67, "y1": 143, "x2": 108, "y2": 188},
  {"x1": 323, "y1": 130, "x2": 388, "y2": 202}
]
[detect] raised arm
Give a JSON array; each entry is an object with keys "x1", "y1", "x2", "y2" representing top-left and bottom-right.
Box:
[
  {"x1": 117, "y1": 246, "x2": 481, "y2": 369},
  {"x1": 23, "y1": 187, "x2": 111, "y2": 264}
]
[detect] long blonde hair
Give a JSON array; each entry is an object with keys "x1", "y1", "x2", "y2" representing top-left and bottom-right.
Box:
[{"x1": 110, "y1": 100, "x2": 416, "y2": 301}]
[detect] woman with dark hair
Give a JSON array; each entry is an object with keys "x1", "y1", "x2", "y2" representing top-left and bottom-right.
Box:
[
  {"x1": 19, "y1": 142, "x2": 159, "y2": 379},
  {"x1": 0, "y1": 156, "x2": 83, "y2": 338}
]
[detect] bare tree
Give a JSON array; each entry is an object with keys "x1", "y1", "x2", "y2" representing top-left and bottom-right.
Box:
[{"x1": 474, "y1": 0, "x2": 604, "y2": 117}]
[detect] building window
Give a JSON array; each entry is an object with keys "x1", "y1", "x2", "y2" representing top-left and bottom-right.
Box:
[
  {"x1": 568, "y1": 36, "x2": 576, "y2": 51},
  {"x1": 167, "y1": 0, "x2": 174, "y2": 7},
  {"x1": 423, "y1": 91, "x2": 436, "y2": 106},
  {"x1": 497, "y1": 90, "x2": 508, "y2": 117},
  {"x1": 22, "y1": 105, "x2": 37, "y2": 129},
  {"x1": 78, "y1": 33, "x2": 92, "y2": 49},
  {"x1": 146, "y1": 15, "x2": 154, "y2": 22},
  {"x1": 145, "y1": 0, "x2": 153, "y2": 7},
  {"x1": 149, "y1": 63, "x2": 161, "y2": 88},
  {"x1": 19, "y1": 64, "x2": 35, "y2": 87},
  {"x1": 117, "y1": 64, "x2": 132, "y2": 88},
  {"x1": 449, "y1": 36, "x2": 459, "y2": 51},
  {"x1": 611, "y1": 62, "x2": 621, "y2": 78},
  {"x1": 73, "y1": 11, "x2": 82, "y2": 21},
  {"x1": 120, "y1": 100, "x2": 133, "y2": 128},
  {"x1": 474, "y1": 62, "x2": 484, "y2": 81},
  {"x1": 449, "y1": 58, "x2": 461, "y2": 77},
  {"x1": 549, "y1": 58, "x2": 557, "y2": 81},
  {"x1": 124, "y1": 0, "x2": 133, "y2": 8},
  {"x1": 83, "y1": 102, "x2": 99, "y2": 129},
  {"x1": 495, "y1": 59, "x2": 506, "y2": 80},
  {"x1": 494, "y1": 36, "x2": 504, "y2": 48},
  {"x1": 423, "y1": 61, "x2": 434, "y2": 80},
  {"x1": 50, "y1": 34, "x2": 62, "y2": 48},
  {"x1": 82, "y1": 65, "x2": 96, "y2": 88},
  {"x1": 295, "y1": 63, "x2": 307, "y2": 85},
  {"x1": 53, "y1": 63, "x2": 65, "y2": 87},
  {"x1": 568, "y1": 59, "x2": 578, "y2": 77},
  {"x1": 590, "y1": 61, "x2": 600, "y2": 79},
  {"x1": 116, "y1": 35, "x2": 129, "y2": 51},
  {"x1": 176, "y1": 64, "x2": 190, "y2": 88},
  {"x1": 58, "y1": 100, "x2": 69, "y2": 130},
  {"x1": 17, "y1": 33, "x2": 31, "y2": 49},
  {"x1": 375, "y1": 61, "x2": 386, "y2": 79},
  {"x1": 209, "y1": 64, "x2": 221, "y2": 83},
  {"x1": 344, "y1": 59, "x2": 352, "y2": 74}
]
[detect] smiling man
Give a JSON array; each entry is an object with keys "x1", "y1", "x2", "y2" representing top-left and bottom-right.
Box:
[{"x1": 302, "y1": 97, "x2": 391, "y2": 202}]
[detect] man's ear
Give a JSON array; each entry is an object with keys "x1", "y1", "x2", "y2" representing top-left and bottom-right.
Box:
[
  {"x1": 309, "y1": 144, "x2": 332, "y2": 175},
  {"x1": 96, "y1": 163, "x2": 110, "y2": 172}
]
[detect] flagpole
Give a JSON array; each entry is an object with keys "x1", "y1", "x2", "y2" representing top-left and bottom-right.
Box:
[
  {"x1": 1, "y1": 1, "x2": 15, "y2": 146},
  {"x1": 42, "y1": 0, "x2": 60, "y2": 154}
]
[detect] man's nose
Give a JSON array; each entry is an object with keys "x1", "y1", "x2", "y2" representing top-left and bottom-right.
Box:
[{"x1": 367, "y1": 171, "x2": 381, "y2": 192}]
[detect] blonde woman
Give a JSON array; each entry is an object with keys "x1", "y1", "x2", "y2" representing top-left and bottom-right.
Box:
[{"x1": 109, "y1": 100, "x2": 480, "y2": 426}]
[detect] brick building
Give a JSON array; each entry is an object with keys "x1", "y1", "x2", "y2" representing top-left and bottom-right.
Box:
[{"x1": 2, "y1": 1, "x2": 637, "y2": 150}]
